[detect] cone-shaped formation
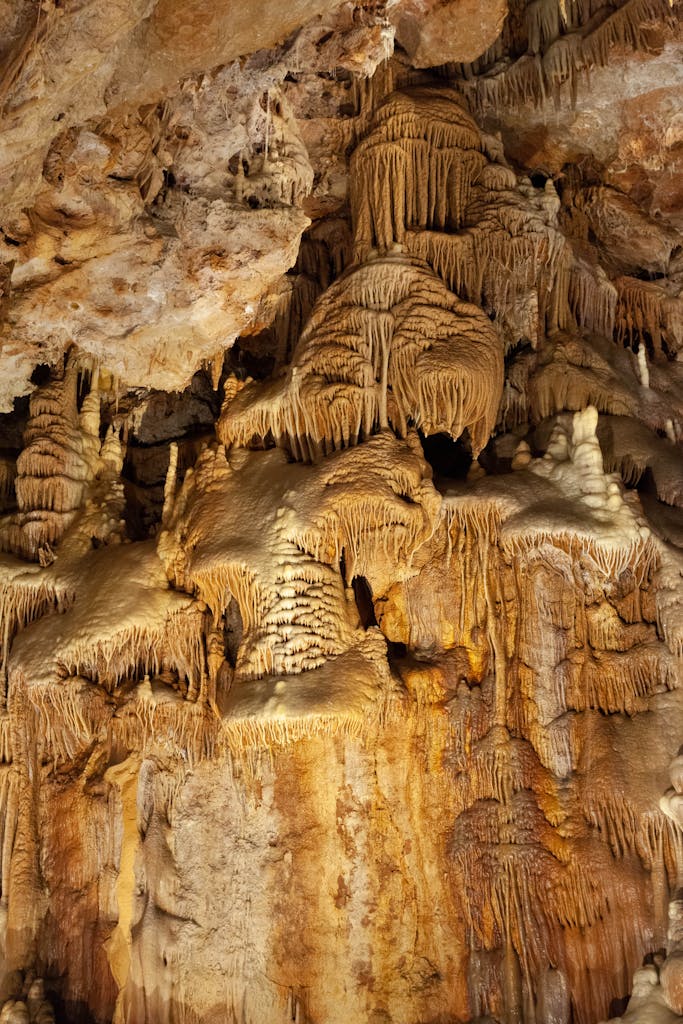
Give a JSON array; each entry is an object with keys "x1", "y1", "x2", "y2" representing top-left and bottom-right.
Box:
[{"x1": 220, "y1": 253, "x2": 504, "y2": 457}]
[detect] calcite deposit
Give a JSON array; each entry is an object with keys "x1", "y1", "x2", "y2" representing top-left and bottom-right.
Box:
[{"x1": 0, "y1": 1, "x2": 682, "y2": 1023}]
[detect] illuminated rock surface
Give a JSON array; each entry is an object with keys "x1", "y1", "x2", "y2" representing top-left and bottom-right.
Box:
[{"x1": 0, "y1": 2, "x2": 682, "y2": 1022}]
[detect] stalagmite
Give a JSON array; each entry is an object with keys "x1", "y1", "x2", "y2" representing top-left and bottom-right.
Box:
[{"x1": 639, "y1": 343, "x2": 652, "y2": 389}]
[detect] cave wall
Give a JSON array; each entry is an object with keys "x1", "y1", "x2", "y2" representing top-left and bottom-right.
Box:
[{"x1": 0, "y1": 2, "x2": 682, "y2": 1023}]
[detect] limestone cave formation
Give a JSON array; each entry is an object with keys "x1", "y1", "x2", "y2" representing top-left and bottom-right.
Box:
[{"x1": 0, "y1": 1, "x2": 682, "y2": 1022}]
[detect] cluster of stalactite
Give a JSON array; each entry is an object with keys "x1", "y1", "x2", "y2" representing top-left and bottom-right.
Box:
[
  {"x1": 0, "y1": 389, "x2": 679, "y2": 1022},
  {"x1": 347, "y1": 10, "x2": 683, "y2": 367},
  {"x1": 449, "y1": 0, "x2": 680, "y2": 111},
  {"x1": 385, "y1": 454, "x2": 682, "y2": 1022},
  {"x1": 221, "y1": 253, "x2": 504, "y2": 458},
  {"x1": 0, "y1": 46, "x2": 680, "y2": 1024}
]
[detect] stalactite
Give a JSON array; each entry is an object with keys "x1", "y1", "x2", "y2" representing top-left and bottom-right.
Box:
[
  {"x1": 220, "y1": 253, "x2": 504, "y2": 458},
  {"x1": 460, "y1": 0, "x2": 678, "y2": 113},
  {"x1": 57, "y1": 606, "x2": 205, "y2": 694},
  {"x1": 582, "y1": 0, "x2": 678, "y2": 67},
  {"x1": 615, "y1": 275, "x2": 683, "y2": 357},
  {"x1": 111, "y1": 689, "x2": 219, "y2": 765},
  {"x1": 598, "y1": 415, "x2": 683, "y2": 507},
  {"x1": 526, "y1": 0, "x2": 563, "y2": 54},
  {"x1": 654, "y1": 544, "x2": 683, "y2": 657},
  {"x1": 584, "y1": 789, "x2": 682, "y2": 878},
  {"x1": 401, "y1": 158, "x2": 577, "y2": 340},
  {"x1": 160, "y1": 433, "x2": 437, "y2": 709},
  {"x1": 528, "y1": 333, "x2": 638, "y2": 421},
  {"x1": 568, "y1": 258, "x2": 618, "y2": 338},
  {"x1": 24, "y1": 675, "x2": 107, "y2": 767},
  {"x1": 0, "y1": 558, "x2": 74, "y2": 682},
  {"x1": 0, "y1": 40, "x2": 680, "y2": 1024},
  {"x1": 525, "y1": 0, "x2": 608, "y2": 54},
  {"x1": 222, "y1": 689, "x2": 401, "y2": 751},
  {"x1": 350, "y1": 88, "x2": 486, "y2": 259},
  {"x1": 568, "y1": 645, "x2": 679, "y2": 714}
]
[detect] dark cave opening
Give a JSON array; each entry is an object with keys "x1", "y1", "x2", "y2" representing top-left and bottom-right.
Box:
[{"x1": 419, "y1": 430, "x2": 473, "y2": 482}]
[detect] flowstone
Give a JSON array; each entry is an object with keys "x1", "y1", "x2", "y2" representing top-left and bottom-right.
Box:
[{"x1": 0, "y1": 10, "x2": 681, "y2": 1024}]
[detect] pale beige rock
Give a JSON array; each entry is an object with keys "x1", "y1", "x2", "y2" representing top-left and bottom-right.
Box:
[
  {"x1": 394, "y1": 0, "x2": 508, "y2": 67},
  {"x1": 0, "y1": 0, "x2": 351, "y2": 219}
]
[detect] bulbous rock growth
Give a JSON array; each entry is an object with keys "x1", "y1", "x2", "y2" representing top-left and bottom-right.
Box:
[{"x1": 220, "y1": 252, "x2": 504, "y2": 458}]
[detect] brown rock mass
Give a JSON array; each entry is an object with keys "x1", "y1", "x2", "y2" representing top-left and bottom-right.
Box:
[{"x1": 0, "y1": 2, "x2": 682, "y2": 1023}]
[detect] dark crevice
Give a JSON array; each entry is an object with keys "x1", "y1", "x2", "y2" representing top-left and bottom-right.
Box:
[
  {"x1": 0, "y1": 395, "x2": 29, "y2": 450},
  {"x1": 30, "y1": 363, "x2": 52, "y2": 387},
  {"x1": 226, "y1": 339, "x2": 275, "y2": 381},
  {"x1": 630, "y1": 268, "x2": 666, "y2": 282},
  {"x1": 352, "y1": 575, "x2": 377, "y2": 629},
  {"x1": 419, "y1": 430, "x2": 472, "y2": 481},
  {"x1": 530, "y1": 170, "x2": 550, "y2": 189},
  {"x1": 607, "y1": 995, "x2": 630, "y2": 1018},
  {"x1": 635, "y1": 466, "x2": 658, "y2": 499},
  {"x1": 387, "y1": 640, "x2": 407, "y2": 660},
  {"x1": 224, "y1": 597, "x2": 243, "y2": 667}
]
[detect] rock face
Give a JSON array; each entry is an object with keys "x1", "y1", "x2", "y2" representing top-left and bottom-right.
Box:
[{"x1": 0, "y1": 2, "x2": 682, "y2": 1024}]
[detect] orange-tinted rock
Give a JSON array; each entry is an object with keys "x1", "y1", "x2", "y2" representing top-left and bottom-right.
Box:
[{"x1": 0, "y1": 5, "x2": 681, "y2": 1024}]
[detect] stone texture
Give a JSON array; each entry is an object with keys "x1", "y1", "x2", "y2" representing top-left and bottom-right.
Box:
[
  {"x1": 0, "y1": 3, "x2": 681, "y2": 1024},
  {"x1": 394, "y1": 0, "x2": 509, "y2": 67}
]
